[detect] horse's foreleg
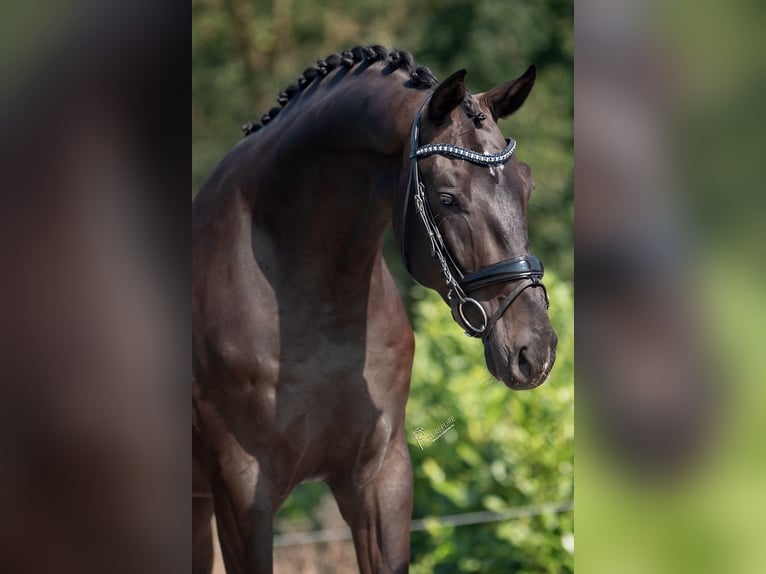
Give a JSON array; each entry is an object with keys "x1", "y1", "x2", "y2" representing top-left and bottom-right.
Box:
[
  {"x1": 332, "y1": 432, "x2": 413, "y2": 574},
  {"x1": 195, "y1": 401, "x2": 276, "y2": 573},
  {"x1": 192, "y1": 496, "x2": 214, "y2": 574},
  {"x1": 206, "y1": 452, "x2": 278, "y2": 574},
  {"x1": 193, "y1": 427, "x2": 216, "y2": 574}
]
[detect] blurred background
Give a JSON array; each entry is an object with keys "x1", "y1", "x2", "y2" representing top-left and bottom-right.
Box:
[
  {"x1": 1, "y1": 1, "x2": 185, "y2": 572},
  {"x1": 576, "y1": 0, "x2": 766, "y2": 572},
  {"x1": 192, "y1": 0, "x2": 573, "y2": 572}
]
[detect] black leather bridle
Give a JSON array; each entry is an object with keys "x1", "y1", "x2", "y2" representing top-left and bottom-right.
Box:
[{"x1": 401, "y1": 94, "x2": 548, "y2": 339}]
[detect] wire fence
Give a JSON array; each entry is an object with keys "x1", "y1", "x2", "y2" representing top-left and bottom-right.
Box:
[{"x1": 273, "y1": 499, "x2": 574, "y2": 547}]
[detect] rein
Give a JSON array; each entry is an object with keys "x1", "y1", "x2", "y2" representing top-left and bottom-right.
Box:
[{"x1": 401, "y1": 94, "x2": 548, "y2": 339}]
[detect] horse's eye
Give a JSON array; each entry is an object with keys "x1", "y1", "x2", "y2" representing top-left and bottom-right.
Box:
[{"x1": 438, "y1": 193, "x2": 457, "y2": 207}]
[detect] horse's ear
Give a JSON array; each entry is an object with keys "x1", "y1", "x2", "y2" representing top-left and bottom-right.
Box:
[
  {"x1": 479, "y1": 65, "x2": 536, "y2": 121},
  {"x1": 428, "y1": 69, "x2": 467, "y2": 125}
]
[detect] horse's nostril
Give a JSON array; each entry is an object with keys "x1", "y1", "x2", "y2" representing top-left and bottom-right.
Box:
[{"x1": 518, "y1": 347, "x2": 532, "y2": 379}]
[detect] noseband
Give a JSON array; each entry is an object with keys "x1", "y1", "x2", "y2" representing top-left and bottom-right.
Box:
[{"x1": 401, "y1": 95, "x2": 548, "y2": 339}]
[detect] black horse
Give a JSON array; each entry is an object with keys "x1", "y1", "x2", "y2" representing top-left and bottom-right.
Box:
[{"x1": 193, "y1": 45, "x2": 556, "y2": 573}]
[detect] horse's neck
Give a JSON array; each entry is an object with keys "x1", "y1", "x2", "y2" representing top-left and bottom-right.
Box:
[{"x1": 245, "y1": 80, "x2": 421, "y2": 289}]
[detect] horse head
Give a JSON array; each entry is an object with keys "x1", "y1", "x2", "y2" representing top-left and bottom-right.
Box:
[{"x1": 395, "y1": 67, "x2": 557, "y2": 390}]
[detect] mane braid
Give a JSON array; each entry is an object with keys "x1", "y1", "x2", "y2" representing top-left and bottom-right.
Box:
[{"x1": 241, "y1": 44, "x2": 438, "y2": 137}]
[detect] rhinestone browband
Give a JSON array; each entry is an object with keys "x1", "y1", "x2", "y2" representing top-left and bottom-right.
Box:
[{"x1": 413, "y1": 138, "x2": 517, "y2": 167}]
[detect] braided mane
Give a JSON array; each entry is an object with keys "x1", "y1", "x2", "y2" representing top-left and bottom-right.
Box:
[{"x1": 242, "y1": 45, "x2": 439, "y2": 137}]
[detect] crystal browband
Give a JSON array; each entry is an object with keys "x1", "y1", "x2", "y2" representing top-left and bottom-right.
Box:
[{"x1": 413, "y1": 138, "x2": 517, "y2": 167}]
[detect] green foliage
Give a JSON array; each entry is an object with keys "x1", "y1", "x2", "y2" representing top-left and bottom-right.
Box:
[
  {"x1": 405, "y1": 274, "x2": 573, "y2": 573},
  {"x1": 274, "y1": 481, "x2": 329, "y2": 530}
]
